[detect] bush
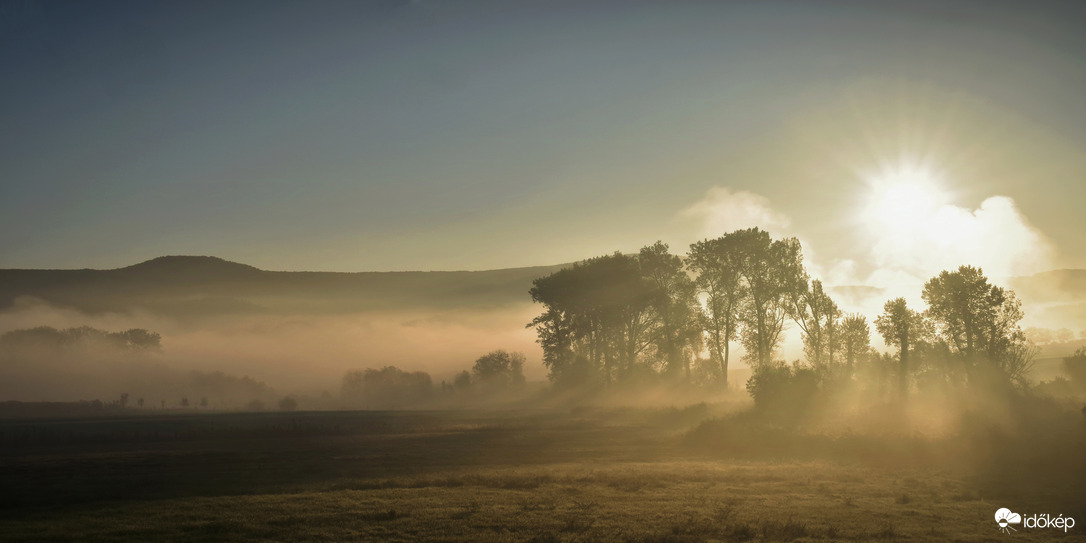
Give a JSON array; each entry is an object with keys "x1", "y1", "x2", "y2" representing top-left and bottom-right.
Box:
[
  {"x1": 745, "y1": 362, "x2": 819, "y2": 424},
  {"x1": 278, "y1": 396, "x2": 298, "y2": 411},
  {"x1": 341, "y1": 366, "x2": 434, "y2": 408}
]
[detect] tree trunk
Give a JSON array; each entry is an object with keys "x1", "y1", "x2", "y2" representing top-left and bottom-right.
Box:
[
  {"x1": 722, "y1": 340, "x2": 730, "y2": 389},
  {"x1": 899, "y1": 332, "x2": 909, "y2": 399}
]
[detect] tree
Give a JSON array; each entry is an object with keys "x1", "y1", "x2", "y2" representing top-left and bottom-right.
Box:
[
  {"x1": 112, "y1": 329, "x2": 162, "y2": 351},
  {"x1": 687, "y1": 234, "x2": 746, "y2": 387},
  {"x1": 472, "y1": 350, "x2": 526, "y2": 387},
  {"x1": 119, "y1": 393, "x2": 129, "y2": 409},
  {"x1": 278, "y1": 396, "x2": 298, "y2": 411},
  {"x1": 639, "y1": 241, "x2": 701, "y2": 380},
  {"x1": 840, "y1": 314, "x2": 871, "y2": 372},
  {"x1": 137, "y1": 397, "x2": 144, "y2": 408},
  {"x1": 0, "y1": 326, "x2": 162, "y2": 353},
  {"x1": 453, "y1": 370, "x2": 473, "y2": 391},
  {"x1": 875, "y1": 298, "x2": 925, "y2": 398},
  {"x1": 922, "y1": 265, "x2": 1001, "y2": 360},
  {"x1": 529, "y1": 252, "x2": 657, "y2": 385},
  {"x1": 922, "y1": 265, "x2": 1030, "y2": 383},
  {"x1": 180, "y1": 397, "x2": 190, "y2": 408},
  {"x1": 789, "y1": 279, "x2": 841, "y2": 372},
  {"x1": 734, "y1": 229, "x2": 806, "y2": 369},
  {"x1": 341, "y1": 366, "x2": 434, "y2": 407}
]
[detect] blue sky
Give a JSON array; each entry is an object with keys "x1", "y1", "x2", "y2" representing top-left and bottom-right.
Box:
[{"x1": 2, "y1": 0, "x2": 1085, "y2": 276}]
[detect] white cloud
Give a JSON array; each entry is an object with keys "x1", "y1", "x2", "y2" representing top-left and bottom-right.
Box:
[
  {"x1": 869, "y1": 195, "x2": 1055, "y2": 282},
  {"x1": 678, "y1": 187, "x2": 791, "y2": 240},
  {"x1": 672, "y1": 186, "x2": 1057, "y2": 334}
]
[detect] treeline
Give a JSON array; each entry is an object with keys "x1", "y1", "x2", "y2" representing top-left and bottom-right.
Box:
[
  {"x1": 0, "y1": 325, "x2": 161, "y2": 352},
  {"x1": 528, "y1": 229, "x2": 840, "y2": 388},
  {"x1": 0, "y1": 325, "x2": 288, "y2": 410},
  {"x1": 1023, "y1": 327, "x2": 1086, "y2": 345},
  {"x1": 527, "y1": 227, "x2": 1043, "y2": 406},
  {"x1": 339, "y1": 349, "x2": 526, "y2": 408}
]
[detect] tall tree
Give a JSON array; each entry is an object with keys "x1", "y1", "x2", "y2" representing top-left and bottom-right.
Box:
[
  {"x1": 874, "y1": 298, "x2": 925, "y2": 398},
  {"x1": 922, "y1": 266, "x2": 997, "y2": 360},
  {"x1": 529, "y1": 252, "x2": 655, "y2": 385},
  {"x1": 687, "y1": 235, "x2": 746, "y2": 387},
  {"x1": 789, "y1": 279, "x2": 842, "y2": 372},
  {"x1": 922, "y1": 265, "x2": 1030, "y2": 381},
  {"x1": 639, "y1": 242, "x2": 700, "y2": 380},
  {"x1": 734, "y1": 229, "x2": 806, "y2": 368},
  {"x1": 840, "y1": 314, "x2": 871, "y2": 373}
]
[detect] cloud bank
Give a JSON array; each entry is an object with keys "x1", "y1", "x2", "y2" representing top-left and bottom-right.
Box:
[
  {"x1": 676, "y1": 185, "x2": 1059, "y2": 324},
  {"x1": 679, "y1": 187, "x2": 792, "y2": 240},
  {"x1": 868, "y1": 195, "x2": 1054, "y2": 283}
]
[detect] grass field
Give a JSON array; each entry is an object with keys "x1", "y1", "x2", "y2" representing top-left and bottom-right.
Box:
[{"x1": 1, "y1": 406, "x2": 1082, "y2": 542}]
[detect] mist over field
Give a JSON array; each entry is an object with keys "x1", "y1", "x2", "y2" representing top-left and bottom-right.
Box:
[
  {"x1": 1, "y1": 255, "x2": 1084, "y2": 406},
  {"x1": 4, "y1": 1, "x2": 1086, "y2": 540}
]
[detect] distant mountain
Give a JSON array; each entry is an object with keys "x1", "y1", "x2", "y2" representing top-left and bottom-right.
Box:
[{"x1": 0, "y1": 256, "x2": 570, "y2": 318}]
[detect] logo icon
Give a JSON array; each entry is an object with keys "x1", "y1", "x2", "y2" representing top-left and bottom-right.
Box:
[{"x1": 996, "y1": 508, "x2": 1022, "y2": 534}]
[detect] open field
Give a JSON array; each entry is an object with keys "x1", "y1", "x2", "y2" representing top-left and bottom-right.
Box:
[{"x1": 1, "y1": 407, "x2": 1082, "y2": 542}]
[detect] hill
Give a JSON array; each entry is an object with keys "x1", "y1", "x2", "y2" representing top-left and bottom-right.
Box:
[
  {"x1": 3, "y1": 256, "x2": 1084, "y2": 330},
  {"x1": 0, "y1": 256, "x2": 569, "y2": 319}
]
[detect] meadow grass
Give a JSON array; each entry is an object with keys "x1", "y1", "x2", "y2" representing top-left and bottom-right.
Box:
[{"x1": 0, "y1": 406, "x2": 1081, "y2": 541}]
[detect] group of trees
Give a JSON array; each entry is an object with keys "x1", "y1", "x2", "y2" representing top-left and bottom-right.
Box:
[
  {"x1": 0, "y1": 326, "x2": 162, "y2": 352},
  {"x1": 1024, "y1": 327, "x2": 1085, "y2": 345},
  {"x1": 340, "y1": 349, "x2": 527, "y2": 407},
  {"x1": 529, "y1": 229, "x2": 872, "y2": 389},
  {"x1": 873, "y1": 265, "x2": 1035, "y2": 395},
  {"x1": 528, "y1": 241, "x2": 700, "y2": 386},
  {"x1": 528, "y1": 228, "x2": 1037, "y2": 401}
]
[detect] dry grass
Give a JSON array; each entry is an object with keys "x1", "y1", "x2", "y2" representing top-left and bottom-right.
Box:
[{"x1": 0, "y1": 405, "x2": 1082, "y2": 542}]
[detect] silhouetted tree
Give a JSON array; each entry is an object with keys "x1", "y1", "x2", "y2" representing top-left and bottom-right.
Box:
[
  {"x1": 734, "y1": 229, "x2": 806, "y2": 369},
  {"x1": 840, "y1": 314, "x2": 871, "y2": 374},
  {"x1": 472, "y1": 350, "x2": 526, "y2": 387},
  {"x1": 453, "y1": 370, "x2": 472, "y2": 391},
  {"x1": 789, "y1": 279, "x2": 841, "y2": 373},
  {"x1": 341, "y1": 366, "x2": 433, "y2": 407},
  {"x1": 112, "y1": 329, "x2": 162, "y2": 351},
  {"x1": 278, "y1": 396, "x2": 298, "y2": 411},
  {"x1": 137, "y1": 397, "x2": 144, "y2": 408},
  {"x1": 119, "y1": 393, "x2": 129, "y2": 409},
  {"x1": 640, "y1": 241, "x2": 701, "y2": 380},
  {"x1": 187, "y1": 371, "x2": 273, "y2": 404},
  {"x1": 745, "y1": 362, "x2": 819, "y2": 423},
  {"x1": 0, "y1": 326, "x2": 162, "y2": 352},
  {"x1": 180, "y1": 397, "x2": 189, "y2": 408},
  {"x1": 922, "y1": 266, "x2": 1030, "y2": 384},
  {"x1": 687, "y1": 234, "x2": 747, "y2": 387},
  {"x1": 529, "y1": 252, "x2": 655, "y2": 385},
  {"x1": 875, "y1": 298, "x2": 925, "y2": 398}
]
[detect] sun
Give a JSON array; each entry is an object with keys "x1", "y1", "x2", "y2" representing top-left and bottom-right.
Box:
[{"x1": 863, "y1": 163, "x2": 949, "y2": 237}]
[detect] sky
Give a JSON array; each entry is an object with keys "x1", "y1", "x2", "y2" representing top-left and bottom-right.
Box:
[{"x1": 3, "y1": 0, "x2": 1085, "y2": 289}]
